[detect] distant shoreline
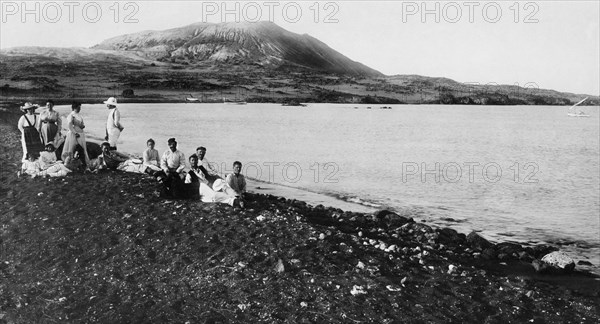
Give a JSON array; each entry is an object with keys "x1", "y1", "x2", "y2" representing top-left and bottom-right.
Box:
[{"x1": 3, "y1": 97, "x2": 599, "y2": 107}]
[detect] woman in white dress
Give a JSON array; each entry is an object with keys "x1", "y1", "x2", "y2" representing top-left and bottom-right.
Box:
[{"x1": 62, "y1": 102, "x2": 91, "y2": 166}]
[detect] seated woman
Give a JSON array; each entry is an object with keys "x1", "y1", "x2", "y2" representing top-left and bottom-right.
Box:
[
  {"x1": 19, "y1": 153, "x2": 43, "y2": 178},
  {"x1": 39, "y1": 142, "x2": 58, "y2": 169},
  {"x1": 38, "y1": 142, "x2": 71, "y2": 177},
  {"x1": 199, "y1": 178, "x2": 243, "y2": 207},
  {"x1": 143, "y1": 138, "x2": 161, "y2": 173}
]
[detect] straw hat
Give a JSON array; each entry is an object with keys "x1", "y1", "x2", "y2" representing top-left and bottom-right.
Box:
[
  {"x1": 103, "y1": 97, "x2": 118, "y2": 106},
  {"x1": 20, "y1": 102, "x2": 39, "y2": 111},
  {"x1": 212, "y1": 179, "x2": 225, "y2": 191}
]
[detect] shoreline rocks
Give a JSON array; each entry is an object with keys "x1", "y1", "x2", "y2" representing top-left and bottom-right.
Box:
[{"x1": 533, "y1": 251, "x2": 576, "y2": 274}]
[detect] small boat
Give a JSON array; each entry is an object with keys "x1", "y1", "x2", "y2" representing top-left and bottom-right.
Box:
[
  {"x1": 282, "y1": 99, "x2": 306, "y2": 107},
  {"x1": 186, "y1": 94, "x2": 199, "y2": 102},
  {"x1": 567, "y1": 97, "x2": 590, "y2": 117},
  {"x1": 223, "y1": 97, "x2": 247, "y2": 105}
]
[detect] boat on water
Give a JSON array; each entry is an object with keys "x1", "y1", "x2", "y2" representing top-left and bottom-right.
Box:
[
  {"x1": 567, "y1": 97, "x2": 590, "y2": 117},
  {"x1": 186, "y1": 94, "x2": 200, "y2": 102},
  {"x1": 223, "y1": 97, "x2": 247, "y2": 105},
  {"x1": 282, "y1": 99, "x2": 307, "y2": 107}
]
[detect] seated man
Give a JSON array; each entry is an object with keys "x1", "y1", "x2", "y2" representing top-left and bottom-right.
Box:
[
  {"x1": 199, "y1": 178, "x2": 243, "y2": 207},
  {"x1": 225, "y1": 161, "x2": 247, "y2": 199},
  {"x1": 196, "y1": 146, "x2": 220, "y2": 178},
  {"x1": 160, "y1": 138, "x2": 186, "y2": 198},
  {"x1": 183, "y1": 154, "x2": 202, "y2": 199}
]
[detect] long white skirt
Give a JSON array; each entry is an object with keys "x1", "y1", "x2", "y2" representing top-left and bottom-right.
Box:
[
  {"x1": 63, "y1": 131, "x2": 90, "y2": 165},
  {"x1": 107, "y1": 127, "x2": 121, "y2": 147},
  {"x1": 199, "y1": 182, "x2": 236, "y2": 206}
]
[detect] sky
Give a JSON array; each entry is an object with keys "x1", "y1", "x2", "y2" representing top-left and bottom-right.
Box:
[{"x1": 1, "y1": 0, "x2": 599, "y2": 95}]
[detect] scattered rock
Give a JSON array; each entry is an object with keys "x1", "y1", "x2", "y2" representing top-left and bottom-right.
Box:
[
  {"x1": 466, "y1": 231, "x2": 494, "y2": 251},
  {"x1": 448, "y1": 264, "x2": 456, "y2": 274},
  {"x1": 436, "y1": 227, "x2": 466, "y2": 245},
  {"x1": 406, "y1": 222, "x2": 434, "y2": 234},
  {"x1": 373, "y1": 210, "x2": 413, "y2": 227},
  {"x1": 482, "y1": 248, "x2": 497, "y2": 260},
  {"x1": 373, "y1": 209, "x2": 395, "y2": 219},
  {"x1": 529, "y1": 245, "x2": 558, "y2": 259},
  {"x1": 350, "y1": 285, "x2": 367, "y2": 296},
  {"x1": 539, "y1": 251, "x2": 575, "y2": 273},
  {"x1": 275, "y1": 259, "x2": 285, "y2": 273},
  {"x1": 518, "y1": 251, "x2": 533, "y2": 261},
  {"x1": 496, "y1": 242, "x2": 522, "y2": 256},
  {"x1": 386, "y1": 285, "x2": 402, "y2": 292}
]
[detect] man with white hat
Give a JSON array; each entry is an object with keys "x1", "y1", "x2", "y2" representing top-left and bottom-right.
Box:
[{"x1": 104, "y1": 97, "x2": 124, "y2": 150}]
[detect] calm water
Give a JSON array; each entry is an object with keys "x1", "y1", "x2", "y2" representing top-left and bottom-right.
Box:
[{"x1": 55, "y1": 103, "x2": 600, "y2": 271}]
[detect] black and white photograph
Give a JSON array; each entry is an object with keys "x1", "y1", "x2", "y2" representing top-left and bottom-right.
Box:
[{"x1": 1, "y1": 0, "x2": 599, "y2": 322}]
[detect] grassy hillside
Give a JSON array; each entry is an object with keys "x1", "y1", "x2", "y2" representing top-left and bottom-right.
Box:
[{"x1": 1, "y1": 48, "x2": 598, "y2": 105}]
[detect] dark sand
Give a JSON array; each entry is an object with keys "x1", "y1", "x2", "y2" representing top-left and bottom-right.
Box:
[{"x1": 1, "y1": 103, "x2": 599, "y2": 323}]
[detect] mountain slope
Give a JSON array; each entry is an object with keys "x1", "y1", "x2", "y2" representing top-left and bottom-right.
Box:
[{"x1": 92, "y1": 21, "x2": 382, "y2": 77}]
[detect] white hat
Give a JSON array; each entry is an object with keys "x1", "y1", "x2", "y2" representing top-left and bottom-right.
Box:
[
  {"x1": 212, "y1": 179, "x2": 225, "y2": 191},
  {"x1": 103, "y1": 97, "x2": 118, "y2": 106},
  {"x1": 20, "y1": 102, "x2": 39, "y2": 111}
]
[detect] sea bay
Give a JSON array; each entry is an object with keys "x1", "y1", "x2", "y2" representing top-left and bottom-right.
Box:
[{"x1": 55, "y1": 103, "x2": 600, "y2": 272}]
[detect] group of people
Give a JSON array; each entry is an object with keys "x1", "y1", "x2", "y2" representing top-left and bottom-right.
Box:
[
  {"x1": 142, "y1": 138, "x2": 247, "y2": 207},
  {"x1": 17, "y1": 98, "x2": 247, "y2": 207},
  {"x1": 18, "y1": 97, "x2": 123, "y2": 162}
]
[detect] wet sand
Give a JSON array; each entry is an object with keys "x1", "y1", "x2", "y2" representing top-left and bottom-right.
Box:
[{"x1": 1, "y1": 104, "x2": 599, "y2": 323}]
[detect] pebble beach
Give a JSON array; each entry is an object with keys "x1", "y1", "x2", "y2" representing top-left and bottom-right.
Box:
[{"x1": 1, "y1": 103, "x2": 599, "y2": 323}]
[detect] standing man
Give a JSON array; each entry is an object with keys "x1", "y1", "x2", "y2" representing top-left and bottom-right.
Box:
[{"x1": 104, "y1": 97, "x2": 124, "y2": 150}]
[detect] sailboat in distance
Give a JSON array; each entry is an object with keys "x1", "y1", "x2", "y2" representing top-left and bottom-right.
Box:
[{"x1": 567, "y1": 97, "x2": 590, "y2": 117}]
